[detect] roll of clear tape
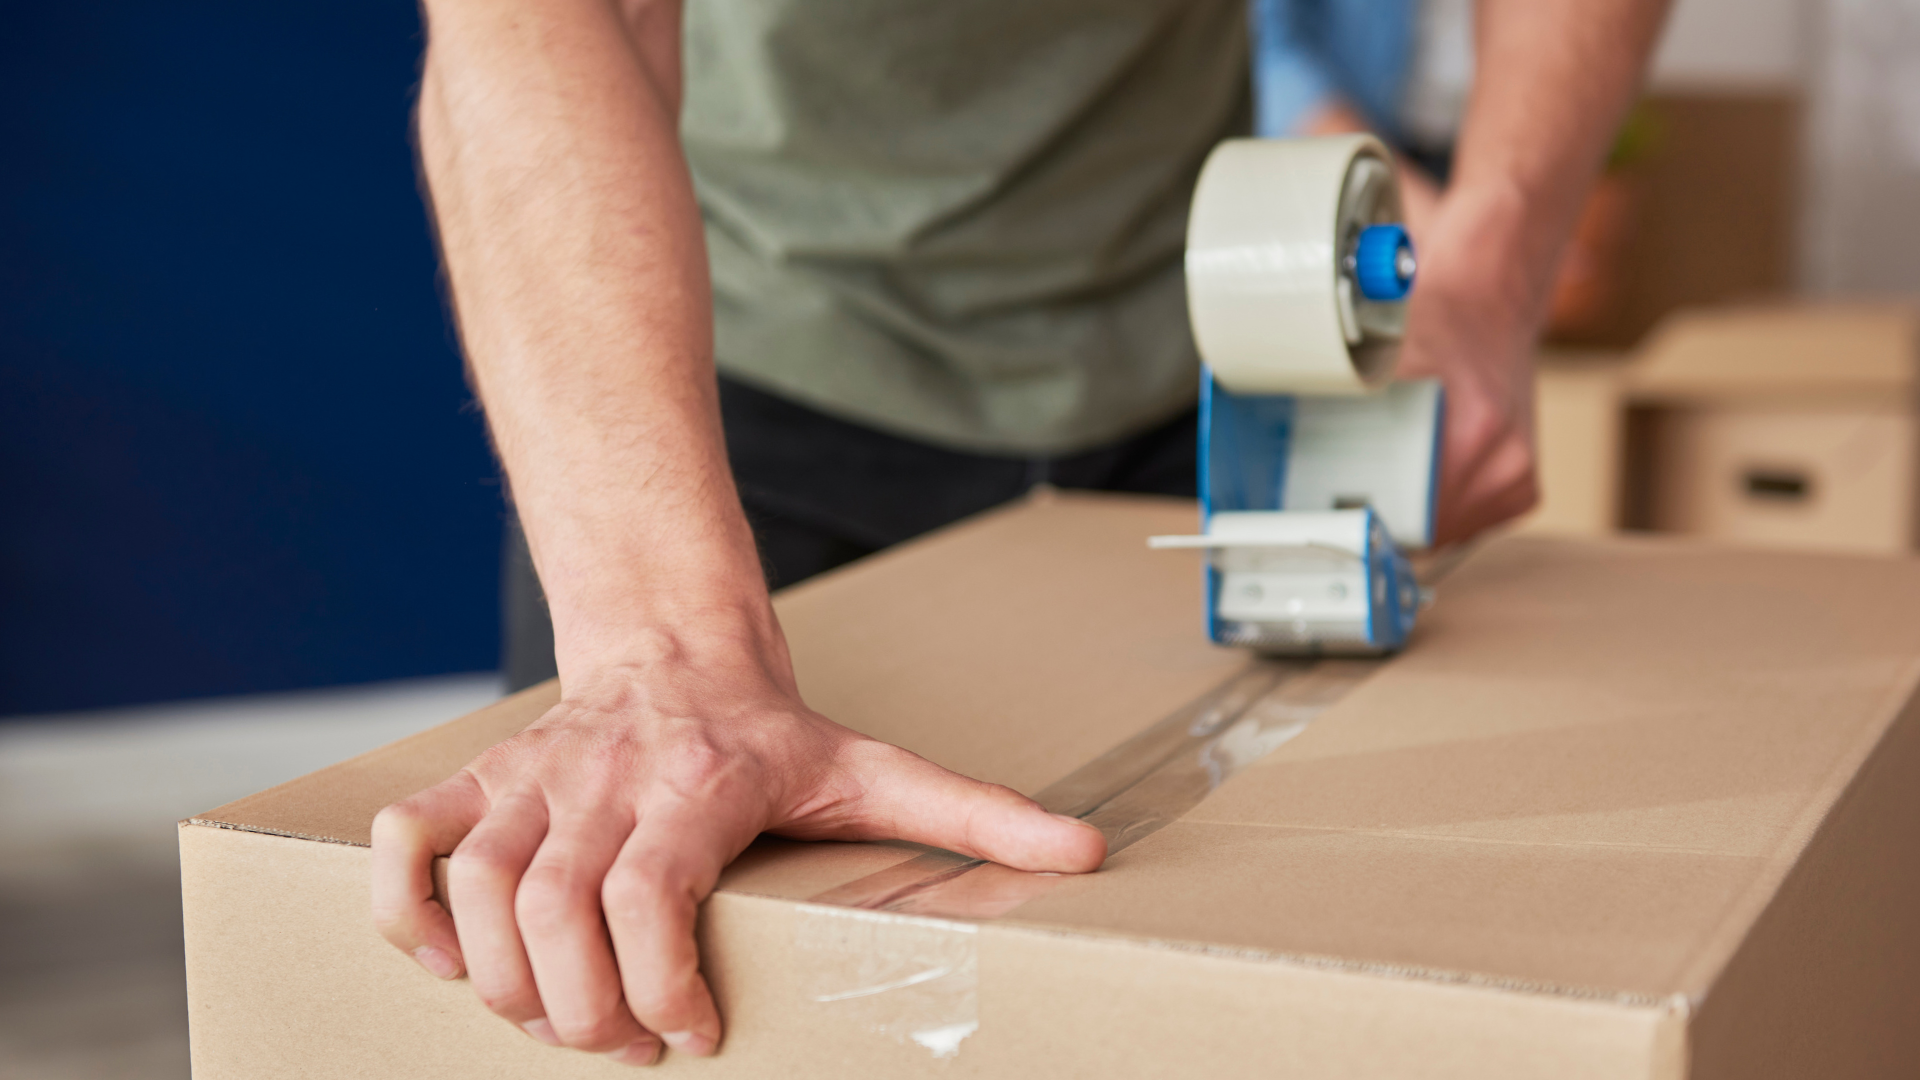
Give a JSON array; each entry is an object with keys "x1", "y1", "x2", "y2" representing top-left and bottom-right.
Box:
[{"x1": 1185, "y1": 134, "x2": 1408, "y2": 396}]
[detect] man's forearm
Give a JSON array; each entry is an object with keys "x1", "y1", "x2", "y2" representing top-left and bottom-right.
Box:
[
  {"x1": 1393, "y1": 0, "x2": 1668, "y2": 542},
  {"x1": 418, "y1": 0, "x2": 770, "y2": 681},
  {"x1": 1449, "y1": 0, "x2": 1671, "y2": 320}
]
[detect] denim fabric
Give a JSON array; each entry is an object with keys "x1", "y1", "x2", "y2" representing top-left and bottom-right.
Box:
[{"x1": 1252, "y1": 0, "x2": 1418, "y2": 140}]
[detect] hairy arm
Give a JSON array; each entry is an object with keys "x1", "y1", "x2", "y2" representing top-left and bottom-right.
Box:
[
  {"x1": 1403, "y1": 0, "x2": 1670, "y2": 541},
  {"x1": 420, "y1": 0, "x2": 745, "y2": 669},
  {"x1": 373, "y1": 0, "x2": 1104, "y2": 1066}
]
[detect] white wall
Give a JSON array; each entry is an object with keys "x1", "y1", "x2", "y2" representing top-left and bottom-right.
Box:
[
  {"x1": 1649, "y1": 0, "x2": 1810, "y2": 91},
  {"x1": 0, "y1": 674, "x2": 502, "y2": 865},
  {"x1": 1412, "y1": 0, "x2": 1917, "y2": 297},
  {"x1": 1802, "y1": 0, "x2": 1920, "y2": 294},
  {"x1": 1405, "y1": 0, "x2": 1813, "y2": 143},
  {"x1": 1638, "y1": 0, "x2": 1920, "y2": 297}
]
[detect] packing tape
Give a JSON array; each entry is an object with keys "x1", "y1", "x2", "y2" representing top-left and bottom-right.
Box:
[
  {"x1": 811, "y1": 658, "x2": 1380, "y2": 921},
  {"x1": 1185, "y1": 134, "x2": 1406, "y2": 395},
  {"x1": 795, "y1": 658, "x2": 1383, "y2": 1057},
  {"x1": 794, "y1": 906, "x2": 980, "y2": 1059}
]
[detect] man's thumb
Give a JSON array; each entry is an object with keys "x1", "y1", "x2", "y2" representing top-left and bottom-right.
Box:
[{"x1": 855, "y1": 744, "x2": 1107, "y2": 873}]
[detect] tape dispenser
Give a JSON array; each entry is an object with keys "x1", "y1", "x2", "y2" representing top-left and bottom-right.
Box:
[{"x1": 1151, "y1": 134, "x2": 1440, "y2": 655}]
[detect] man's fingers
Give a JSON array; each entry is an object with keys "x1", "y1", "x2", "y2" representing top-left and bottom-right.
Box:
[
  {"x1": 1435, "y1": 430, "x2": 1538, "y2": 544},
  {"x1": 446, "y1": 791, "x2": 550, "y2": 1037},
  {"x1": 852, "y1": 745, "x2": 1107, "y2": 873},
  {"x1": 371, "y1": 773, "x2": 488, "y2": 979},
  {"x1": 1453, "y1": 468, "x2": 1538, "y2": 541},
  {"x1": 515, "y1": 809, "x2": 656, "y2": 1059},
  {"x1": 604, "y1": 803, "x2": 735, "y2": 1059}
]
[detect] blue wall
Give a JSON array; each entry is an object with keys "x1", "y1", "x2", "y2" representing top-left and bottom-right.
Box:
[{"x1": 1, "y1": 2, "x2": 503, "y2": 715}]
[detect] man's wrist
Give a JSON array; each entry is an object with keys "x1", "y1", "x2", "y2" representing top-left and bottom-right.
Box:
[
  {"x1": 553, "y1": 587, "x2": 786, "y2": 673},
  {"x1": 1424, "y1": 173, "x2": 1561, "y2": 329}
]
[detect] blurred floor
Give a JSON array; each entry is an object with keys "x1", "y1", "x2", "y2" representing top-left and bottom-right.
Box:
[{"x1": 0, "y1": 674, "x2": 502, "y2": 1080}]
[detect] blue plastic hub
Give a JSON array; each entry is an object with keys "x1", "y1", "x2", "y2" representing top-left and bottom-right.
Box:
[{"x1": 1354, "y1": 224, "x2": 1415, "y2": 301}]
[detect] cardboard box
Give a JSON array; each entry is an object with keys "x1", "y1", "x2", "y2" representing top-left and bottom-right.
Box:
[
  {"x1": 1517, "y1": 350, "x2": 1630, "y2": 537},
  {"x1": 182, "y1": 493, "x2": 1920, "y2": 1078},
  {"x1": 1625, "y1": 302, "x2": 1920, "y2": 554}
]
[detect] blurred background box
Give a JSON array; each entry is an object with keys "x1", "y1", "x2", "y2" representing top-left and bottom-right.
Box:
[
  {"x1": 1622, "y1": 303, "x2": 1920, "y2": 554},
  {"x1": 1516, "y1": 351, "x2": 1632, "y2": 538},
  {"x1": 1543, "y1": 92, "x2": 1799, "y2": 351}
]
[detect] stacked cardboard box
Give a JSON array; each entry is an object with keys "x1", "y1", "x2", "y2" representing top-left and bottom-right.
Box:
[
  {"x1": 1520, "y1": 350, "x2": 1631, "y2": 537},
  {"x1": 1625, "y1": 303, "x2": 1919, "y2": 554}
]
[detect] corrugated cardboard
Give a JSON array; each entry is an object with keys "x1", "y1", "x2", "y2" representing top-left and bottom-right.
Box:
[
  {"x1": 1518, "y1": 350, "x2": 1629, "y2": 537},
  {"x1": 1637, "y1": 405, "x2": 1915, "y2": 553},
  {"x1": 181, "y1": 493, "x2": 1920, "y2": 1078},
  {"x1": 1629, "y1": 303, "x2": 1916, "y2": 404},
  {"x1": 1625, "y1": 302, "x2": 1920, "y2": 554}
]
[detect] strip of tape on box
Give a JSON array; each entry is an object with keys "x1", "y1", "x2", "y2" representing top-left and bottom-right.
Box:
[
  {"x1": 793, "y1": 906, "x2": 980, "y2": 1058},
  {"x1": 794, "y1": 658, "x2": 1382, "y2": 1058}
]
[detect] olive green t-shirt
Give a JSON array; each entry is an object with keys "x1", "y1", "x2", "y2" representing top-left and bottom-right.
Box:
[{"x1": 683, "y1": 0, "x2": 1251, "y2": 455}]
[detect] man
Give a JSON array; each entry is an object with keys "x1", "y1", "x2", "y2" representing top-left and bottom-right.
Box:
[{"x1": 372, "y1": 0, "x2": 1669, "y2": 1066}]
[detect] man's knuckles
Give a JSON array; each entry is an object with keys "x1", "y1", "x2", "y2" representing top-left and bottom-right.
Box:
[
  {"x1": 447, "y1": 838, "x2": 527, "y2": 888},
  {"x1": 514, "y1": 862, "x2": 604, "y2": 934},
  {"x1": 651, "y1": 734, "x2": 742, "y2": 800},
  {"x1": 622, "y1": 977, "x2": 708, "y2": 1031},
  {"x1": 548, "y1": 1007, "x2": 642, "y2": 1052},
  {"x1": 370, "y1": 901, "x2": 420, "y2": 941},
  {"x1": 371, "y1": 797, "x2": 434, "y2": 842},
  {"x1": 601, "y1": 860, "x2": 694, "y2": 921},
  {"x1": 471, "y1": 977, "x2": 543, "y2": 1022},
  {"x1": 834, "y1": 735, "x2": 927, "y2": 784}
]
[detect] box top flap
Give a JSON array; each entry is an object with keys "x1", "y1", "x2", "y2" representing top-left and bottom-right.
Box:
[
  {"x1": 1001, "y1": 535, "x2": 1920, "y2": 998},
  {"x1": 1628, "y1": 302, "x2": 1918, "y2": 402},
  {"x1": 191, "y1": 492, "x2": 1920, "y2": 1003}
]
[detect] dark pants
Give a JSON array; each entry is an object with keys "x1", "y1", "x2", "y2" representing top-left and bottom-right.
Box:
[{"x1": 503, "y1": 377, "x2": 1198, "y2": 691}]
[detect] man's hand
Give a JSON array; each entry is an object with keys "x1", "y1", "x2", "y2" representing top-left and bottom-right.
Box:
[
  {"x1": 395, "y1": 0, "x2": 1103, "y2": 1063},
  {"x1": 1391, "y1": 0, "x2": 1671, "y2": 543},
  {"x1": 372, "y1": 633, "x2": 1105, "y2": 1065},
  {"x1": 1397, "y1": 180, "x2": 1542, "y2": 543},
  {"x1": 1294, "y1": 102, "x2": 1535, "y2": 543},
  {"x1": 1287, "y1": 3, "x2": 1669, "y2": 542}
]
